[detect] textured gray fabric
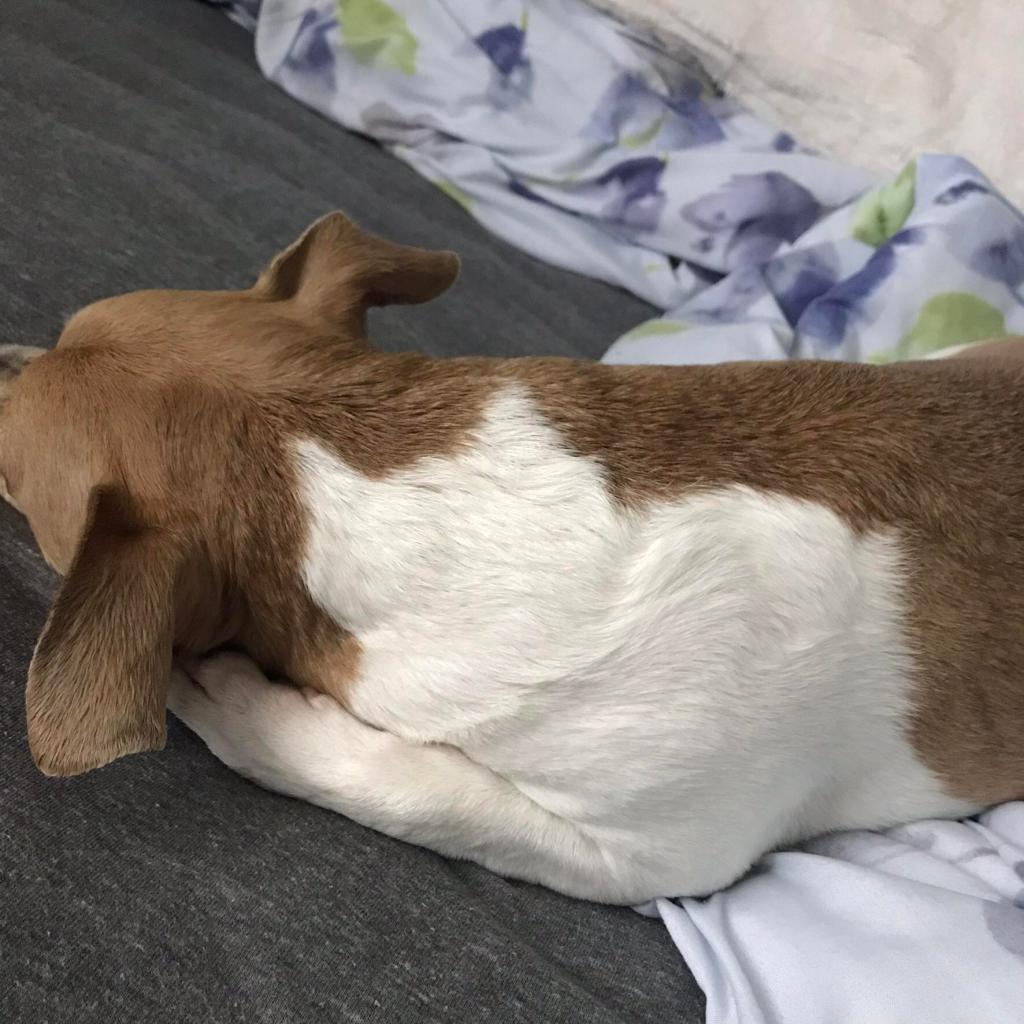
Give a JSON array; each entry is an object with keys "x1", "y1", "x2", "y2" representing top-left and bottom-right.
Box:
[{"x1": 0, "y1": 1, "x2": 703, "y2": 1022}]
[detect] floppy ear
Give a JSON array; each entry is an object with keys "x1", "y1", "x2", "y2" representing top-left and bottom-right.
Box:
[
  {"x1": 26, "y1": 485, "x2": 182, "y2": 777},
  {"x1": 253, "y1": 211, "x2": 460, "y2": 331}
]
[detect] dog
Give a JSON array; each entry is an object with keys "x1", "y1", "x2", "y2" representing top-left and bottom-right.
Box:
[{"x1": 2, "y1": 212, "x2": 1023, "y2": 904}]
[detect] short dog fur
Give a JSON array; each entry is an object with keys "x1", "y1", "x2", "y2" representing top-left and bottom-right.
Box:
[{"x1": 2, "y1": 213, "x2": 1023, "y2": 903}]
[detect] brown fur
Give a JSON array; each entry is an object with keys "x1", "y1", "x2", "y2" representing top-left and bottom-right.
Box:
[
  {"x1": 514, "y1": 356, "x2": 1024, "y2": 803},
  {"x1": 0, "y1": 213, "x2": 463, "y2": 774},
  {"x1": 28, "y1": 485, "x2": 179, "y2": 775},
  {"x1": 952, "y1": 336, "x2": 1024, "y2": 362},
  {"x1": 1, "y1": 211, "x2": 1023, "y2": 805}
]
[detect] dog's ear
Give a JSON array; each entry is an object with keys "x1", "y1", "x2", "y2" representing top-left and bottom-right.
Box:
[
  {"x1": 253, "y1": 211, "x2": 460, "y2": 331},
  {"x1": 26, "y1": 485, "x2": 182, "y2": 777}
]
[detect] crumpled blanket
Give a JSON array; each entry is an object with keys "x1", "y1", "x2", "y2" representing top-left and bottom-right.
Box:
[
  {"x1": 212, "y1": 0, "x2": 1024, "y2": 365},
  {"x1": 638, "y1": 803, "x2": 1024, "y2": 1024},
  {"x1": 604, "y1": 155, "x2": 1024, "y2": 366}
]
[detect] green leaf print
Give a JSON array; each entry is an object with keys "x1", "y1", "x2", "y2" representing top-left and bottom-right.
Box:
[
  {"x1": 620, "y1": 319, "x2": 689, "y2": 341},
  {"x1": 435, "y1": 178, "x2": 472, "y2": 210},
  {"x1": 851, "y1": 161, "x2": 916, "y2": 247},
  {"x1": 876, "y1": 292, "x2": 1007, "y2": 362},
  {"x1": 338, "y1": 0, "x2": 418, "y2": 75},
  {"x1": 621, "y1": 115, "x2": 664, "y2": 150}
]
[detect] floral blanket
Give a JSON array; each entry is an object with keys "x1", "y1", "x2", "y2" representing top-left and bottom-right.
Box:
[{"x1": 211, "y1": 0, "x2": 1024, "y2": 365}]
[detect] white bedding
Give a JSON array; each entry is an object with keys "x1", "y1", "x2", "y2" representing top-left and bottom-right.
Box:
[{"x1": 639, "y1": 803, "x2": 1024, "y2": 1024}]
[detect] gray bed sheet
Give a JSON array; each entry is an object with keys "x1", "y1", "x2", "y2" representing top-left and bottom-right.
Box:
[{"x1": 0, "y1": 0, "x2": 705, "y2": 1021}]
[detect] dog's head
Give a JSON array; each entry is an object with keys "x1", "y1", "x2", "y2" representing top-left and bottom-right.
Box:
[{"x1": 0, "y1": 212, "x2": 458, "y2": 777}]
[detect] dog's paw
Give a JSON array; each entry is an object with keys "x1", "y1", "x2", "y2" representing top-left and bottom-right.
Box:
[
  {"x1": 171, "y1": 651, "x2": 275, "y2": 711},
  {"x1": 168, "y1": 652, "x2": 352, "y2": 795}
]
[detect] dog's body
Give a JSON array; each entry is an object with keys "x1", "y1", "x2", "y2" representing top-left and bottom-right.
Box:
[{"x1": 2, "y1": 214, "x2": 1023, "y2": 903}]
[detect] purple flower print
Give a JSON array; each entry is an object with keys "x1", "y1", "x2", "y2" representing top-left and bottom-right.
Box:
[
  {"x1": 594, "y1": 157, "x2": 667, "y2": 231},
  {"x1": 584, "y1": 73, "x2": 724, "y2": 149},
  {"x1": 799, "y1": 229, "x2": 924, "y2": 346},
  {"x1": 475, "y1": 23, "x2": 534, "y2": 110},
  {"x1": 284, "y1": 8, "x2": 338, "y2": 84},
  {"x1": 764, "y1": 247, "x2": 840, "y2": 327},
  {"x1": 681, "y1": 172, "x2": 823, "y2": 270}
]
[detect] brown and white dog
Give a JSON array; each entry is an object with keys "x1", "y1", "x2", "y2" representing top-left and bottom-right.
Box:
[{"x1": 2, "y1": 212, "x2": 1024, "y2": 904}]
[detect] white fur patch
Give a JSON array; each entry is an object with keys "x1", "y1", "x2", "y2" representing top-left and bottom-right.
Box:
[{"x1": 272, "y1": 384, "x2": 976, "y2": 900}]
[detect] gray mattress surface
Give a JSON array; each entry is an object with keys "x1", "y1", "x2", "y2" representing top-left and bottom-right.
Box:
[{"x1": 0, "y1": 0, "x2": 705, "y2": 1022}]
